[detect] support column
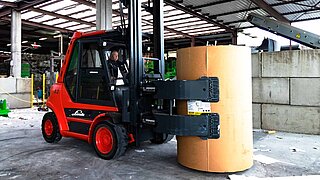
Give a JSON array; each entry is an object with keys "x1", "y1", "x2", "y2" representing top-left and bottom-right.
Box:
[
  {"x1": 153, "y1": 0, "x2": 165, "y2": 77},
  {"x1": 11, "y1": 9, "x2": 21, "y2": 78},
  {"x1": 191, "y1": 37, "x2": 195, "y2": 47},
  {"x1": 96, "y1": 0, "x2": 113, "y2": 30},
  {"x1": 232, "y1": 30, "x2": 238, "y2": 45}
]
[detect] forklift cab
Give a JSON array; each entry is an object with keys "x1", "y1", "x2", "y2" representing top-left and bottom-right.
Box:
[{"x1": 63, "y1": 31, "x2": 129, "y2": 108}]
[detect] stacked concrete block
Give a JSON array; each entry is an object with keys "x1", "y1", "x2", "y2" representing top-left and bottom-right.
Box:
[
  {"x1": 252, "y1": 78, "x2": 289, "y2": 104},
  {"x1": 262, "y1": 104, "x2": 320, "y2": 134},
  {"x1": 290, "y1": 78, "x2": 320, "y2": 106},
  {"x1": 0, "y1": 78, "x2": 16, "y2": 93},
  {"x1": 252, "y1": 53, "x2": 261, "y2": 78},
  {"x1": 0, "y1": 93, "x2": 30, "y2": 109},
  {"x1": 252, "y1": 104, "x2": 261, "y2": 129},
  {"x1": 0, "y1": 78, "x2": 31, "y2": 108},
  {"x1": 262, "y1": 50, "x2": 320, "y2": 77},
  {"x1": 252, "y1": 50, "x2": 320, "y2": 134},
  {"x1": 16, "y1": 78, "x2": 31, "y2": 93}
]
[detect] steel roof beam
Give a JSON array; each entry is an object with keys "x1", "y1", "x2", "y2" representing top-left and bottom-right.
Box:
[
  {"x1": 142, "y1": 19, "x2": 193, "y2": 38},
  {"x1": 21, "y1": 19, "x2": 73, "y2": 34},
  {"x1": 112, "y1": 8, "x2": 194, "y2": 39},
  {"x1": 22, "y1": 0, "x2": 62, "y2": 21},
  {"x1": 0, "y1": 0, "x2": 47, "y2": 18},
  {"x1": 29, "y1": 7, "x2": 95, "y2": 27},
  {"x1": 39, "y1": 8, "x2": 92, "y2": 24},
  {"x1": 192, "y1": 0, "x2": 236, "y2": 9},
  {"x1": 51, "y1": 13, "x2": 96, "y2": 27},
  {"x1": 72, "y1": 0, "x2": 95, "y2": 8},
  {"x1": 225, "y1": 6, "x2": 320, "y2": 26},
  {"x1": 249, "y1": 0, "x2": 290, "y2": 23},
  {"x1": 167, "y1": 20, "x2": 209, "y2": 29},
  {"x1": 164, "y1": 0, "x2": 234, "y2": 33},
  {"x1": 25, "y1": 2, "x2": 80, "y2": 21},
  {"x1": 2, "y1": 16, "x2": 73, "y2": 34},
  {"x1": 73, "y1": 0, "x2": 194, "y2": 38},
  {"x1": 0, "y1": 1, "x2": 17, "y2": 7},
  {"x1": 210, "y1": 0, "x2": 304, "y2": 19},
  {"x1": 0, "y1": 26, "x2": 56, "y2": 39}
]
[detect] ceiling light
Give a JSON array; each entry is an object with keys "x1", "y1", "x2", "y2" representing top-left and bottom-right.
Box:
[
  {"x1": 63, "y1": 4, "x2": 77, "y2": 10},
  {"x1": 33, "y1": 15, "x2": 45, "y2": 19},
  {"x1": 39, "y1": 37, "x2": 47, "y2": 41},
  {"x1": 6, "y1": 44, "x2": 11, "y2": 46},
  {"x1": 53, "y1": 34, "x2": 62, "y2": 38},
  {"x1": 22, "y1": 41, "x2": 28, "y2": 43}
]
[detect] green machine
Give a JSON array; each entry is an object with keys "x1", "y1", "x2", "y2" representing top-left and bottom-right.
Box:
[
  {"x1": 164, "y1": 57, "x2": 176, "y2": 79},
  {"x1": 144, "y1": 57, "x2": 176, "y2": 79},
  {"x1": 21, "y1": 63, "x2": 31, "y2": 78},
  {"x1": 0, "y1": 99, "x2": 10, "y2": 117}
]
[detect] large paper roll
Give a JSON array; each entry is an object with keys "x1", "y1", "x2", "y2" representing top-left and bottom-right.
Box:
[{"x1": 176, "y1": 46, "x2": 253, "y2": 172}]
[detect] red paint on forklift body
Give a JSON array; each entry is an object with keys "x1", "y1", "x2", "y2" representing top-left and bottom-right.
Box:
[{"x1": 46, "y1": 30, "x2": 118, "y2": 143}]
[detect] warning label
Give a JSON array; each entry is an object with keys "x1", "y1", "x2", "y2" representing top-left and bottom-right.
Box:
[{"x1": 187, "y1": 100, "x2": 211, "y2": 115}]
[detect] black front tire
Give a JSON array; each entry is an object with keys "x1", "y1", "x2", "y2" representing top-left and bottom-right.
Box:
[
  {"x1": 150, "y1": 133, "x2": 174, "y2": 144},
  {"x1": 41, "y1": 112, "x2": 62, "y2": 143},
  {"x1": 92, "y1": 122, "x2": 128, "y2": 160}
]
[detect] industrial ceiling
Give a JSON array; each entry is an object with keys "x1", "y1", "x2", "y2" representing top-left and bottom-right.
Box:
[{"x1": 0, "y1": 0, "x2": 320, "y2": 54}]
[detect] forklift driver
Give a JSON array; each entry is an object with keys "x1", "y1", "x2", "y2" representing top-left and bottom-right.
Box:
[
  {"x1": 107, "y1": 50, "x2": 128, "y2": 85},
  {"x1": 108, "y1": 50, "x2": 119, "y2": 80}
]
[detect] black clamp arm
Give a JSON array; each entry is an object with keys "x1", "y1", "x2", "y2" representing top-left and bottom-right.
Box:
[
  {"x1": 152, "y1": 113, "x2": 220, "y2": 139},
  {"x1": 153, "y1": 77, "x2": 219, "y2": 102},
  {"x1": 150, "y1": 77, "x2": 220, "y2": 139}
]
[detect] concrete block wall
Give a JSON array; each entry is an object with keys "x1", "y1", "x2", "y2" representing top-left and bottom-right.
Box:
[
  {"x1": 252, "y1": 49, "x2": 320, "y2": 135},
  {"x1": 0, "y1": 77, "x2": 31, "y2": 108}
]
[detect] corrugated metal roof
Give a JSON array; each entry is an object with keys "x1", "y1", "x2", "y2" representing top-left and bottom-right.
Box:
[
  {"x1": 182, "y1": 0, "x2": 222, "y2": 7},
  {"x1": 1, "y1": 0, "x2": 320, "y2": 52},
  {"x1": 274, "y1": 4, "x2": 309, "y2": 14},
  {"x1": 203, "y1": 0, "x2": 256, "y2": 16},
  {"x1": 295, "y1": 10, "x2": 320, "y2": 21}
]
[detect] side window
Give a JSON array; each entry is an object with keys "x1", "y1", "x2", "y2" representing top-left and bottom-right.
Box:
[
  {"x1": 65, "y1": 42, "x2": 79, "y2": 100},
  {"x1": 81, "y1": 43, "x2": 102, "y2": 68},
  {"x1": 78, "y1": 41, "x2": 113, "y2": 103}
]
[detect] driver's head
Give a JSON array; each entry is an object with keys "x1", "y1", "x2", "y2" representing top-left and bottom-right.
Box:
[{"x1": 110, "y1": 50, "x2": 119, "y2": 61}]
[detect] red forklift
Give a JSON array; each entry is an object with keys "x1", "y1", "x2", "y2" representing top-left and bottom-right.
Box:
[{"x1": 41, "y1": 0, "x2": 220, "y2": 160}]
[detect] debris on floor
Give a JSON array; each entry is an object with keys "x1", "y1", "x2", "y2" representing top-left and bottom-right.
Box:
[
  {"x1": 0, "y1": 108, "x2": 46, "y2": 129},
  {"x1": 135, "y1": 149, "x2": 145, "y2": 153},
  {"x1": 254, "y1": 145, "x2": 271, "y2": 152},
  {"x1": 289, "y1": 147, "x2": 306, "y2": 153},
  {"x1": 266, "y1": 130, "x2": 276, "y2": 134},
  {"x1": 253, "y1": 154, "x2": 294, "y2": 165}
]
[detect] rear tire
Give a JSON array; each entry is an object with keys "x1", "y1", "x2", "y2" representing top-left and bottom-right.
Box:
[
  {"x1": 150, "y1": 133, "x2": 174, "y2": 144},
  {"x1": 93, "y1": 122, "x2": 128, "y2": 160},
  {"x1": 41, "y1": 112, "x2": 62, "y2": 143}
]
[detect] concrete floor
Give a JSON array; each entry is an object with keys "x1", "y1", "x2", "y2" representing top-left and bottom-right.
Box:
[{"x1": 0, "y1": 109, "x2": 319, "y2": 179}]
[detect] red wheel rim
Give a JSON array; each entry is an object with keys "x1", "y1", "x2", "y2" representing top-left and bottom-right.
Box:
[
  {"x1": 96, "y1": 127, "x2": 114, "y2": 154},
  {"x1": 44, "y1": 119, "x2": 53, "y2": 136}
]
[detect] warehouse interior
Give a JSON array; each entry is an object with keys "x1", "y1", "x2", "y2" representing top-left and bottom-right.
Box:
[{"x1": 0, "y1": 0, "x2": 319, "y2": 179}]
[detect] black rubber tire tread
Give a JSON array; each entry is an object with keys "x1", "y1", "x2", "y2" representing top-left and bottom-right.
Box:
[
  {"x1": 163, "y1": 134, "x2": 174, "y2": 143},
  {"x1": 150, "y1": 133, "x2": 174, "y2": 144},
  {"x1": 113, "y1": 125, "x2": 128, "y2": 158},
  {"x1": 93, "y1": 122, "x2": 128, "y2": 160},
  {"x1": 41, "y1": 112, "x2": 62, "y2": 143}
]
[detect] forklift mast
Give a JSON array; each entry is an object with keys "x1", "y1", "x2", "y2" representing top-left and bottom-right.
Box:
[{"x1": 125, "y1": 0, "x2": 221, "y2": 145}]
